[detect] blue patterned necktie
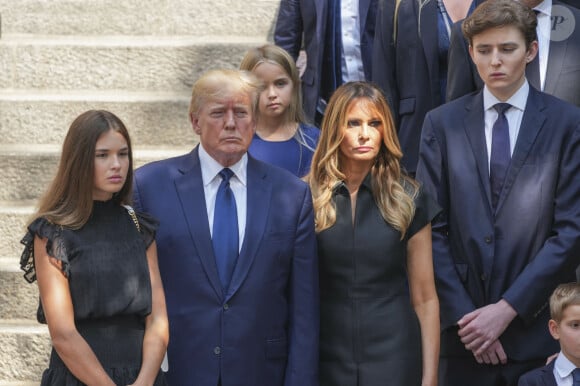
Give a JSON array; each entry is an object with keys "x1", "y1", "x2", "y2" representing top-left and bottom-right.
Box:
[
  {"x1": 490, "y1": 103, "x2": 511, "y2": 210},
  {"x1": 573, "y1": 368, "x2": 580, "y2": 386},
  {"x1": 212, "y1": 168, "x2": 239, "y2": 291}
]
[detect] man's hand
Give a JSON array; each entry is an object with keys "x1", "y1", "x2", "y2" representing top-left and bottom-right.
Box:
[
  {"x1": 473, "y1": 339, "x2": 507, "y2": 365},
  {"x1": 457, "y1": 299, "x2": 517, "y2": 355}
]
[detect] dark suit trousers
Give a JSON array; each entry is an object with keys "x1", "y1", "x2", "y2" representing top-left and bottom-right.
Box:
[{"x1": 439, "y1": 356, "x2": 545, "y2": 386}]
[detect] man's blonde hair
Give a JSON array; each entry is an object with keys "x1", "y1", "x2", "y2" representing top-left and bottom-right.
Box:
[{"x1": 188, "y1": 69, "x2": 263, "y2": 120}]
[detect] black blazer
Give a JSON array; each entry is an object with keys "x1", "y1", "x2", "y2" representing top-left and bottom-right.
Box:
[{"x1": 372, "y1": 0, "x2": 484, "y2": 173}]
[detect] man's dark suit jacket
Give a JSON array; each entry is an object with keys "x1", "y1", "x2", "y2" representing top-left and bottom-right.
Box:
[
  {"x1": 416, "y1": 86, "x2": 580, "y2": 360},
  {"x1": 372, "y1": 0, "x2": 484, "y2": 174},
  {"x1": 518, "y1": 361, "x2": 557, "y2": 386},
  {"x1": 274, "y1": 0, "x2": 377, "y2": 122},
  {"x1": 133, "y1": 147, "x2": 319, "y2": 386},
  {"x1": 446, "y1": 1, "x2": 580, "y2": 107}
]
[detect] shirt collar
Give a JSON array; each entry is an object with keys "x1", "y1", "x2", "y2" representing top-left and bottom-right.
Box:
[
  {"x1": 555, "y1": 351, "x2": 577, "y2": 379},
  {"x1": 534, "y1": 0, "x2": 552, "y2": 17},
  {"x1": 198, "y1": 143, "x2": 248, "y2": 187},
  {"x1": 483, "y1": 80, "x2": 529, "y2": 113}
]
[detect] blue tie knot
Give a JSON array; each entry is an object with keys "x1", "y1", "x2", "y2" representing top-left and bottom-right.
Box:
[
  {"x1": 494, "y1": 103, "x2": 511, "y2": 115},
  {"x1": 219, "y1": 168, "x2": 234, "y2": 184}
]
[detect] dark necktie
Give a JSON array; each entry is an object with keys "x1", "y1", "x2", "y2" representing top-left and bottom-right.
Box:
[
  {"x1": 490, "y1": 103, "x2": 511, "y2": 210},
  {"x1": 573, "y1": 368, "x2": 580, "y2": 386},
  {"x1": 212, "y1": 168, "x2": 239, "y2": 291},
  {"x1": 527, "y1": 10, "x2": 541, "y2": 90}
]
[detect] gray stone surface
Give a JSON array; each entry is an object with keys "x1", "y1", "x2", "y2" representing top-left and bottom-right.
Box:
[
  {"x1": 0, "y1": 203, "x2": 32, "y2": 259},
  {"x1": 0, "y1": 268, "x2": 38, "y2": 321},
  {"x1": 0, "y1": 320, "x2": 49, "y2": 382},
  {"x1": 0, "y1": 36, "x2": 266, "y2": 91},
  {"x1": 0, "y1": 0, "x2": 279, "y2": 37},
  {"x1": 0, "y1": 146, "x2": 191, "y2": 201},
  {"x1": 0, "y1": 91, "x2": 193, "y2": 146}
]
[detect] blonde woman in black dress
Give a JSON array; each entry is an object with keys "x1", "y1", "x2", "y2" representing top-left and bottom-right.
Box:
[
  {"x1": 20, "y1": 110, "x2": 168, "y2": 385},
  {"x1": 307, "y1": 82, "x2": 440, "y2": 386}
]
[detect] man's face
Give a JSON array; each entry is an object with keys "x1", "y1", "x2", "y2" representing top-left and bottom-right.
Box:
[
  {"x1": 469, "y1": 25, "x2": 538, "y2": 101},
  {"x1": 191, "y1": 92, "x2": 255, "y2": 167}
]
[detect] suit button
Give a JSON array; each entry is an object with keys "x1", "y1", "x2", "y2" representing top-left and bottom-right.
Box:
[
  {"x1": 481, "y1": 273, "x2": 487, "y2": 281},
  {"x1": 484, "y1": 236, "x2": 492, "y2": 244},
  {"x1": 223, "y1": 303, "x2": 229, "y2": 310},
  {"x1": 214, "y1": 346, "x2": 221, "y2": 355}
]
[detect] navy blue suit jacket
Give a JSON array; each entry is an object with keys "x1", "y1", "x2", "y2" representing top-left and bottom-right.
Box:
[
  {"x1": 133, "y1": 147, "x2": 319, "y2": 386},
  {"x1": 274, "y1": 0, "x2": 377, "y2": 121},
  {"x1": 372, "y1": 0, "x2": 485, "y2": 173},
  {"x1": 446, "y1": 1, "x2": 580, "y2": 106},
  {"x1": 518, "y1": 361, "x2": 557, "y2": 386},
  {"x1": 416, "y1": 87, "x2": 580, "y2": 360}
]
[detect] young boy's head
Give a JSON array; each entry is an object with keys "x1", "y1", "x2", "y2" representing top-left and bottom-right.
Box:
[
  {"x1": 463, "y1": 0, "x2": 539, "y2": 101},
  {"x1": 549, "y1": 283, "x2": 580, "y2": 367}
]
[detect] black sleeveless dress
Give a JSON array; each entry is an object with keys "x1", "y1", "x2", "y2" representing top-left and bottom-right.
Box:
[
  {"x1": 317, "y1": 176, "x2": 440, "y2": 386},
  {"x1": 20, "y1": 200, "x2": 167, "y2": 386}
]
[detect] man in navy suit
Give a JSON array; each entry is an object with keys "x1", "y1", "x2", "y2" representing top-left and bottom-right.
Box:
[
  {"x1": 133, "y1": 69, "x2": 319, "y2": 386},
  {"x1": 274, "y1": 0, "x2": 378, "y2": 123},
  {"x1": 416, "y1": 1, "x2": 580, "y2": 385},
  {"x1": 446, "y1": 0, "x2": 580, "y2": 107},
  {"x1": 372, "y1": 0, "x2": 484, "y2": 174}
]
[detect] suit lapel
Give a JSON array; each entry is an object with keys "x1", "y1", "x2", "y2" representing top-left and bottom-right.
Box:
[
  {"x1": 463, "y1": 92, "x2": 493, "y2": 210},
  {"x1": 226, "y1": 157, "x2": 272, "y2": 300},
  {"x1": 495, "y1": 89, "x2": 546, "y2": 213},
  {"x1": 419, "y1": 0, "x2": 440, "y2": 103},
  {"x1": 174, "y1": 147, "x2": 223, "y2": 300},
  {"x1": 543, "y1": 37, "x2": 566, "y2": 96},
  {"x1": 359, "y1": 0, "x2": 371, "y2": 35}
]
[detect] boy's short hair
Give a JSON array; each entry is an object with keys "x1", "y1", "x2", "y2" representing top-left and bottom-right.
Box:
[
  {"x1": 462, "y1": 0, "x2": 538, "y2": 49},
  {"x1": 550, "y1": 282, "x2": 580, "y2": 323}
]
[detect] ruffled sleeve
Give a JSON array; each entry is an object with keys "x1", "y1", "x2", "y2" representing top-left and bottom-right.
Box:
[
  {"x1": 135, "y1": 210, "x2": 159, "y2": 248},
  {"x1": 19, "y1": 218, "x2": 69, "y2": 283},
  {"x1": 406, "y1": 184, "x2": 442, "y2": 240}
]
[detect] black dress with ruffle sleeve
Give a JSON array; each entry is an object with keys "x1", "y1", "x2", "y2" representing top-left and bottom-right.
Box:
[{"x1": 20, "y1": 200, "x2": 166, "y2": 386}]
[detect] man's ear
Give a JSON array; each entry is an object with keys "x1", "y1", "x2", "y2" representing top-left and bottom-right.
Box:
[
  {"x1": 548, "y1": 319, "x2": 560, "y2": 340},
  {"x1": 468, "y1": 44, "x2": 475, "y2": 61},
  {"x1": 190, "y1": 113, "x2": 202, "y2": 135},
  {"x1": 525, "y1": 41, "x2": 539, "y2": 64}
]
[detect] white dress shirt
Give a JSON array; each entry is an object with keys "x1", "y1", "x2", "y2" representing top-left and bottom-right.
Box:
[
  {"x1": 554, "y1": 351, "x2": 579, "y2": 386},
  {"x1": 198, "y1": 143, "x2": 247, "y2": 252},
  {"x1": 340, "y1": 0, "x2": 366, "y2": 82},
  {"x1": 483, "y1": 81, "x2": 529, "y2": 173}
]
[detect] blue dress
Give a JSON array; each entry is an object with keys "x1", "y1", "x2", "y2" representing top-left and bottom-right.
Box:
[
  {"x1": 20, "y1": 200, "x2": 166, "y2": 386},
  {"x1": 248, "y1": 123, "x2": 319, "y2": 177}
]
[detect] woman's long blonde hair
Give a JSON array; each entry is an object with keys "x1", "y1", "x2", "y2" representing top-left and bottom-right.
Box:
[{"x1": 307, "y1": 82, "x2": 418, "y2": 237}]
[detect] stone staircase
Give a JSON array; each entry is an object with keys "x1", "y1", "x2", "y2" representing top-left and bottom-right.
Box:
[{"x1": 0, "y1": 0, "x2": 278, "y2": 382}]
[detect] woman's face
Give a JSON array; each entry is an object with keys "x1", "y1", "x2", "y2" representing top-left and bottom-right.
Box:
[
  {"x1": 339, "y1": 98, "x2": 383, "y2": 170},
  {"x1": 92, "y1": 129, "x2": 130, "y2": 201}
]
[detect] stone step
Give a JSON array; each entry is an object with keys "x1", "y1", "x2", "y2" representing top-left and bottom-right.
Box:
[
  {"x1": 0, "y1": 0, "x2": 278, "y2": 37},
  {"x1": 0, "y1": 319, "x2": 49, "y2": 382},
  {"x1": 0, "y1": 90, "x2": 193, "y2": 146},
  {"x1": 0, "y1": 145, "x2": 192, "y2": 201},
  {"x1": 0, "y1": 34, "x2": 267, "y2": 91},
  {"x1": 0, "y1": 202, "x2": 35, "y2": 260},
  {"x1": 0, "y1": 259, "x2": 38, "y2": 321}
]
